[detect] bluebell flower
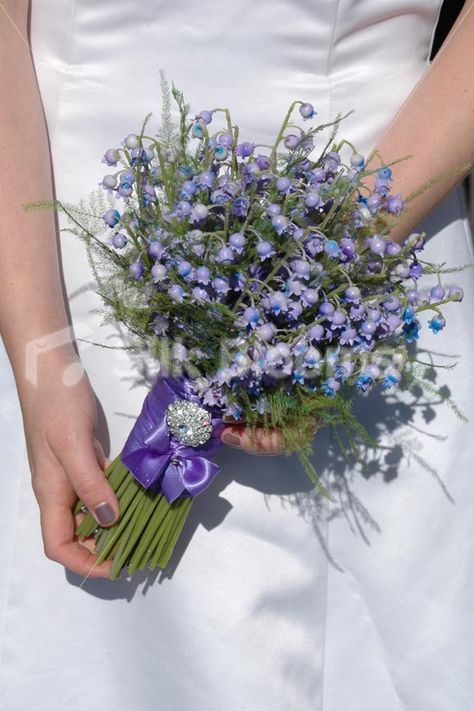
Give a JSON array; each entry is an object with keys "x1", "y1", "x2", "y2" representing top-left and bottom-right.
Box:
[
  {"x1": 382, "y1": 374, "x2": 400, "y2": 390},
  {"x1": 428, "y1": 316, "x2": 446, "y2": 334},
  {"x1": 402, "y1": 320, "x2": 420, "y2": 343},
  {"x1": 356, "y1": 374, "x2": 374, "y2": 392}
]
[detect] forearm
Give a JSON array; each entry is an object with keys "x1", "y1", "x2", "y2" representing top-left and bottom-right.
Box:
[
  {"x1": 0, "y1": 3, "x2": 75, "y2": 394},
  {"x1": 368, "y1": 0, "x2": 474, "y2": 243}
]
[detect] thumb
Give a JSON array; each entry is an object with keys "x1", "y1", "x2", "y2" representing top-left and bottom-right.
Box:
[{"x1": 57, "y1": 430, "x2": 120, "y2": 527}]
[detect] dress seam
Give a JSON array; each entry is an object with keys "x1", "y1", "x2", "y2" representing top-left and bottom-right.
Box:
[{"x1": 44, "y1": 0, "x2": 78, "y2": 141}]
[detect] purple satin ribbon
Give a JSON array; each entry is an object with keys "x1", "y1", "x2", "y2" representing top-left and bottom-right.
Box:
[{"x1": 121, "y1": 376, "x2": 224, "y2": 503}]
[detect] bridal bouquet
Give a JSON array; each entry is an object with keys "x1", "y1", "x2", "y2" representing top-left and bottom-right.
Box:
[{"x1": 46, "y1": 78, "x2": 463, "y2": 579}]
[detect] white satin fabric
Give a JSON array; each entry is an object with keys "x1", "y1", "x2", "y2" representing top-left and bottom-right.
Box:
[{"x1": 1, "y1": 1, "x2": 473, "y2": 709}]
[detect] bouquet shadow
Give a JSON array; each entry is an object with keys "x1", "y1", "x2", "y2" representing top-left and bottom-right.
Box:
[{"x1": 66, "y1": 353, "x2": 457, "y2": 599}]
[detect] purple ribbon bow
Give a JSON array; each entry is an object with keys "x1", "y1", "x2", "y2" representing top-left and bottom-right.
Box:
[{"x1": 121, "y1": 376, "x2": 224, "y2": 503}]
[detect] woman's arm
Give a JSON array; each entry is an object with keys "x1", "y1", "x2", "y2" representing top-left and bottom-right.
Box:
[
  {"x1": 370, "y1": 0, "x2": 474, "y2": 243},
  {"x1": 0, "y1": 1, "x2": 119, "y2": 576}
]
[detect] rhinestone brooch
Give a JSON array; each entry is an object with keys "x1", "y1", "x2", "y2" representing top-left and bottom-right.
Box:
[{"x1": 165, "y1": 400, "x2": 213, "y2": 447}]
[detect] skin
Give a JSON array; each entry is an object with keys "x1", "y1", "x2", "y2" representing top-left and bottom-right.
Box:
[{"x1": 0, "y1": 1, "x2": 472, "y2": 577}]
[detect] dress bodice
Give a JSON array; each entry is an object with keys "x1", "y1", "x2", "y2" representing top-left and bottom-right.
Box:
[{"x1": 30, "y1": 0, "x2": 444, "y2": 198}]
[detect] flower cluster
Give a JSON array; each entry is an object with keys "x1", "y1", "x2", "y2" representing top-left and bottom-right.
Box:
[{"x1": 94, "y1": 86, "x2": 462, "y2": 420}]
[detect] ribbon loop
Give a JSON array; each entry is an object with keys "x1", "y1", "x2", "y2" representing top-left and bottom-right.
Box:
[{"x1": 121, "y1": 376, "x2": 224, "y2": 502}]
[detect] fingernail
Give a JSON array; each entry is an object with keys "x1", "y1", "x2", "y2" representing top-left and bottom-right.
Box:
[
  {"x1": 94, "y1": 502, "x2": 116, "y2": 526},
  {"x1": 222, "y1": 432, "x2": 241, "y2": 447}
]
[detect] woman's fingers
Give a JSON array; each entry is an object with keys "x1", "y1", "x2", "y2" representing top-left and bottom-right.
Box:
[
  {"x1": 37, "y1": 475, "x2": 113, "y2": 578},
  {"x1": 221, "y1": 425, "x2": 287, "y2": 455},
  {"x1": 55, "y1": 429, "x2": 119, "y2": 528}
]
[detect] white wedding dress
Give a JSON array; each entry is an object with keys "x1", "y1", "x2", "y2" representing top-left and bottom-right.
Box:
[{"x1": 1, "y1": 1, "x2": 473, "y2": 709}]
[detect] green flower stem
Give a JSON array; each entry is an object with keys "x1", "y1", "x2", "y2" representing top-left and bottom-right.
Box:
[
  {"x1": 109, "y1": 489, "x2": 159, "y2": 579},
  {"x1": 92, "y1": 485, "x2": 144, "y2": 564},
  {"x1": 149, "y1": 497, "x2": 192, "y2": 569},
  {"x1": 127, "y1": 495, "x2": 173, "y2": 573}
]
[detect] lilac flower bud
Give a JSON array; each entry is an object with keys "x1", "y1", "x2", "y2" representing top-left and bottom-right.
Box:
[
  {"x1": 218, "y1": 131, "x2": 234, "y2": 146},
  {"x1": 283, "y1": 134, "x2": 299, "y2": 150},
  {"x1": 299, "y1": 102, "x2": 317, "y2": 119},
  {"x1": 394, "y1": 263, "x2": 410, "y2": 279},
  {"x1": 406, "y1": 289, "x2": 419, "y2": 304},
  {"x1": 192, "y1": 287, "x2": 209, "y2": 302},
  {"x1": 177, "y1": 260, "x2": 193, "y2": 278},
  {"x1": 180, "y1": 180, "x2": 197, "y2": 198},
  {"x1": 410, "y1": 262, "x2": 423, "y2": 279},
  {"x1": 344, "y1": 286, "x2": 361, "y2": 303},
  {"x1": 430, "y1": 285, "x2": 446, "y2": 301},
  {"x1": 103, "y1": 209, "x2": 121, "y2": 227},
  {"x1": 305, "y1": 191, "x2": 321, "y2": 208},
  {"x1": 195, "y1": 266, "x2": 210, "y2": 285},
  {"x1": 301, "y1": 289, "x2": 319, "y2": 306},
  {"x1": 339, "y1": 328, "x2": 357, "y2": 346},
  {"x1": 385, "y1": 241, "x2": 401, "y2": 256},
  {"x1": 276, "y1": 177, "x2": 292, "y2": 194},
  {"x1": 267, "y1": 203, "x2": 281, "y2": 216},
  {"x1": 149, "y1": 262, "x2": 167, "y2": 282},
  {"x1": 276, "y1": 342, "x2": 291, "y2": 359},
  {"x1": 148, "y1": 241, "x2": 164, "y2": 258},
  {"x1": 257, "y1": 323, "x2": 275, "y2": 341},
  {"x1": 331, "y1": 310, "x2": 346, "y2": 326},
  {"x1": 367, "y1": 194, "x2": 381, "y2": 212},
  {"x1": 112, "y1": 233, "x2": 127, "y2": 248},
  {"x1": 383, "y1": 295, "x2": 400, "y2": 312},
  {"x1": 448, "y1": 286, "x2": 464, "y2": 301},
  {"x1": 212, "y1": 277, "x2": 230, "y2": 294},
  {"x1": 123, "y1": 134, "x2": 140, "y2": 149},
  {"x1": 368, "y1": 235, "x2": 386, "y2": 255},
  {"x1": 191, "y1": 203, "x2": 209, "y2": 223},
  {"x1": 103, "y1": 148, "x2": 120, "y2": 166},
  {"x1": 197, "y1": 110, "x2": 213, "y2": 125},
  {"x1": 386, "y1": 193, "x2": 404, "y2": 214},
  {"x1": 129, "y1": 261, "x2": 143, "y2": 279},
  {"x1": 236, "y1": 141, "x2": 255, "y2": 157},
  {"x1": 292, "y1": 259, "x2": 310, "y2": 278},
  {"x1": 319, "y1": 302, "x2": 334, "y2": 317},
  {"x1": 168, "y1": 284, "x2": 185, "y2": 302},
  {"x1": 350, "y1": 153, "x2": 365, "y2": 170},
  {"x1": 311, "y1": 168, "x2": 326, "y2": 183},
  {"x1": 256, "y1": 154, "x2": 270, "y2": 170},
  {"x1": 257, "y1": 241, "x2": 275, "y2": 260},
  {"x1": 197, "y1": 171, "x2": 215, "y2": 188},
  {"x1": 271, "y1": 214, "x2": 289, "y2": 234},
  {"x1": 360, "y1": 320, "x2": 377, "y2": 337},
  {"x1": 243, "y1": 307, "x2": 261, "y2": 325},
  {"x1": 367, "y1": 309, "x2": 382, "y2": 323},
  {"x1": 309, "y1": 324, "x2": 325, "y2": 342},
  {"x1": 216, "y1": 246, "x2": 234, "y2": 264},
  {"x1": 102, "y1": 174, "x2": 117, "y2": 189},
  {"x1": 229, "y1": 232, "x2": 246, "y2": 253},
  {"x1": 385, "y1": 314, "x2": 402, "y2": 332}
]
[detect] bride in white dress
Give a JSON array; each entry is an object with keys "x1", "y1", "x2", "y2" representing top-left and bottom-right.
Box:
[{"x1": 0, "y1": 1, "x2": 473, "y2": 709}]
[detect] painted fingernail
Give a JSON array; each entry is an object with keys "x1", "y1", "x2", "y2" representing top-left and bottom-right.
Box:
[
  {"x1": 222, "y1": 432, "x2": 241, "y2": 447},
  {"x1": 94, "y1": 502, "x2": 116, "y2": 526}
]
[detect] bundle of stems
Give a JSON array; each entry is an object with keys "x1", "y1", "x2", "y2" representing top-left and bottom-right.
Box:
[{"x1": 73, "y1": 456, "x2": 192, "y2": 579}]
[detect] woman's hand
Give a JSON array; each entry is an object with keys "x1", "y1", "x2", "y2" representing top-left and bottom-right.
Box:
[
  {"x1": 20, "y1": 351, "x2": 119, "y2": 579},
  {"x1": 220, "y1": 415, "x2": 288, "y2": 455}
]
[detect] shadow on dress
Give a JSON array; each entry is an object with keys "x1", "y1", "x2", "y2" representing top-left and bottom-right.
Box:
[{"x1": 65, "y1": 338, "x2": 462, "y2": 600}]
